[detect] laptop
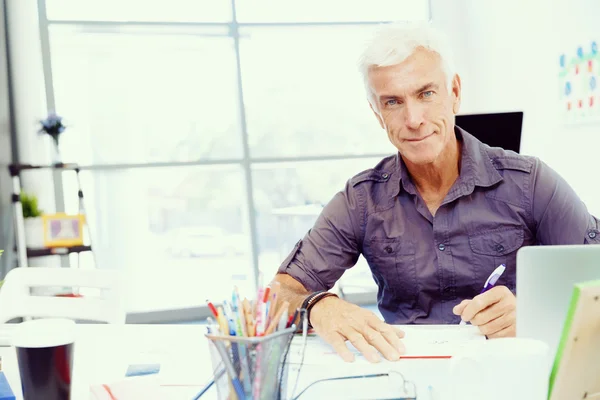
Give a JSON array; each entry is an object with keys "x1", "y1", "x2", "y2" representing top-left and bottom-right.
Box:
[
  {"x1": 516, "y1": 245, "x2": 600, "y2": 362},
  {"x1": 456, "y1": 111, "x2": 523, "y2": 153}
]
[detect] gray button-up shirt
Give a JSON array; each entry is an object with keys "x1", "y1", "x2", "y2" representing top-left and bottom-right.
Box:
[{"x1": 278, "y1": 128, "x2": 600, "y2": 324}]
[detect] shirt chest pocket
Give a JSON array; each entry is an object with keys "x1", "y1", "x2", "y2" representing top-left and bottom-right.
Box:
[
  {"x1": 364, "y1": 238, "x2": 418, "y2": 306},
  {"x1": 468, "y1": 227, "x2": 524, "y2": 291}
]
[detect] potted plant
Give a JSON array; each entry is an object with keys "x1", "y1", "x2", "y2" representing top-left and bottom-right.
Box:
[{"x1": 21, "y1": 192, "x2": 45, "y2": 248}]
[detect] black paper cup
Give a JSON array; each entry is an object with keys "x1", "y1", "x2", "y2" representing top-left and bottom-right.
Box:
[{"x1": 12, "y1": 318, "x2": 75, "y2": 400}]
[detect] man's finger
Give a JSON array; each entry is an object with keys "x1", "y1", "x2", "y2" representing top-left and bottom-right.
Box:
[
  {"x1": 369, "y1": 319, "x2": 405, "y2": 354},
  {"x1": 344, "y1": 330, "x2": 381, "y2": 363},
  {"x1": 470, "y1": 299, "x2": 511, "y2": 327},
  {"x1": 452, "y1": 299, "x2": 470, "y2": 316},
  {"x1": 476, "y1": 312, "x2": 512, "y2": 336},
  {"x1": 324, "y1": 331, "x2": 355, "y2": 362},
  {"x1": 362, "y1": 326, "x2": 401, "y2": 361},
  {"x1": 479, "y1": 311, "x2": 516, "y2": 337},
  {"x1": 485, "y1": 320, "x2": 516, "y2": 339},
  {"x1": 461, "y1": 287, "x2": 505, "y2": 321}
]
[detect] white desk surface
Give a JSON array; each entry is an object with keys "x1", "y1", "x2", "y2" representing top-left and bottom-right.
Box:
[
  {"x1": 0, "y1": 324, "x2": 211, "y2": 400},
  {"x1": 0, "y1": 324, "x2": 480, "y2": 400}
]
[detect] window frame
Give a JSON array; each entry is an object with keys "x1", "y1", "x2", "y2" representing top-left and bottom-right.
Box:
[{"x1": 37, "y1": 0, "x2": 431, "y2": 322}]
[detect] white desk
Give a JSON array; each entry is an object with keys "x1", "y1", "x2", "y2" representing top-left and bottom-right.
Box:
[
  {"x1": 0, "y1": 324, "x2": 213, "y2": 400},
  {"x1": 0, "y1": 324, "x2": 479, "y2": 399}
]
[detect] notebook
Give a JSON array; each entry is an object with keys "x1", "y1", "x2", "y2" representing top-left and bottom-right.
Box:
[{"x1": 287, "y1": 325, "x2": 485, "y2": 366}]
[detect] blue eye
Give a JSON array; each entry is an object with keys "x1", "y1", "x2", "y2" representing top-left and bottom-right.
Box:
[
  {"x1": 385, "y1": 99, "x2": 398, "y2": 106},
  {"x1": 422, "y1": 91, "x2": 434, "y2": 98}
]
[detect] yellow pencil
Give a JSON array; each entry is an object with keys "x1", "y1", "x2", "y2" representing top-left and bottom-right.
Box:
[
  {"x1": 264, "y1": 301, "x2": 289, "y2": 336},
  {"x1": 217, "y1": 306, "x2": 229, "y2": 335}
]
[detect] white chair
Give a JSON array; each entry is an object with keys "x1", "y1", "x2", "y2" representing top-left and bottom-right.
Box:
[{"x1": 0, "y1": 267, "x2": 125, "y2": 324}]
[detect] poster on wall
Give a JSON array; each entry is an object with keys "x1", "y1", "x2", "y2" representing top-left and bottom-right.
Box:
[{"x1": 559, "y1": 40, "x2": 599, "y2": 124}]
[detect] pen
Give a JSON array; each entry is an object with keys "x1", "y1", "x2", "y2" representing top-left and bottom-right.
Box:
[
  {"x1": 264, "y1": 300, "x2": 271, "y2": 328},
  {"x1": 192, "y1": 368, "x2": 226, "y2": 400},
  {"x1": 480, "y1": 264, "x2": 506, "y2": 294},
  {"x1": 213, "y1": 340, "x2": 246, "y2": 400},
  {"x1": 231, "y1": 292, "x2": 252, "y2": 393},
  {"x1": 460, "y1": 264, "x2": 506, "y2": 325},
  {"x1": 206, "y1": 317, "x2": 216, "y2": 334},
  {"x1": 231, "y1": 290, "x2": 246, "y2": 337}
]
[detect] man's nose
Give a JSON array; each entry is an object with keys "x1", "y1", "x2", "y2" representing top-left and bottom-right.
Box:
[{"x1": 404, "y1": 103, "x2": 425, "y2": 130}]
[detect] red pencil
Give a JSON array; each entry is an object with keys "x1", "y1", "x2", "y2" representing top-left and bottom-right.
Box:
[
  {"x1": 262, "y1": 286, "x2": 271, "y2": 303},
  {"x1": 206, "y1": 300, "x2": 219, "y2": 319}
]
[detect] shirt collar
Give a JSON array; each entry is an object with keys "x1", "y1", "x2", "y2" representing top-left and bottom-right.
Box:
[{"x1": 390, "y1": 126, "x2": 503, "y2": 198}]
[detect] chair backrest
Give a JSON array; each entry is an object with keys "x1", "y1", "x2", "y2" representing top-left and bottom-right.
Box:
[{"x1": 0, "y1": 267, "x2": 125, "y2": 324}]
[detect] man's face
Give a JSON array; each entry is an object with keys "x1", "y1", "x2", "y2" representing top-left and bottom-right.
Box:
[{"x1": 368, "y1": 48, "x2": 461, "y2": 165}]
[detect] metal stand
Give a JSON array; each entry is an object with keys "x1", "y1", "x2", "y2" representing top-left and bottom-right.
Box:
[{"x1": 8, "y1": 163, "x2": 97, "y2": 270}]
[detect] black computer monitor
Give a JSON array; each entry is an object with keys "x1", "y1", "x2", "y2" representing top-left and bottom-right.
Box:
[{"x1": 455, "y1": 111, "x2": 523, "y2": 153}]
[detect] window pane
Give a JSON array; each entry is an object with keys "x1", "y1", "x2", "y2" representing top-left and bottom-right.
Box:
[
  {"x1": 50, "y1": 25, "x2": 242, "y2": 165},
  {"x1": 240, "y1": 26, "x2": 396, "y2": 158},
  {"x1": 236, "y1": 0, "x2": 429, "y2": 22},
  {"x1": 253, "y1": 159, "x2": 383, "y2": 291},
  {"x1": 62, "y1": 165, "x2": 253, "y2": 312},
  {"x1": 46, "y1": 0, "x2": 231, "y2": 22}
]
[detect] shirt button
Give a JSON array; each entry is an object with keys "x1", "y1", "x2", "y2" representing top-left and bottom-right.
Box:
[
  {"x1": 496, "y1": 244, "x2": 505, "y2": 252},
  {"x1": 382, "y1": 173, "x2": 389, "y2": 180},
  {"x1": 438, "y1": 244, "x2": 446, "y2": 251},
  {"x1": 589, "y1": 231, "x2": 597, "y2": 239},
  {"x1": 384, "y1": 246, "x2": 393, "y2": 254}
]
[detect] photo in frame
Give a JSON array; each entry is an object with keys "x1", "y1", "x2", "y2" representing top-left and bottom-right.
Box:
[{"x1": 42, "y1": 213, "x2": 85, "y2": 248}]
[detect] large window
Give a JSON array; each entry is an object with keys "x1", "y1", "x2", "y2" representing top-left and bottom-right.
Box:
[{"x1": 43, "y1": 0, "x2": 429, "y2": 316}]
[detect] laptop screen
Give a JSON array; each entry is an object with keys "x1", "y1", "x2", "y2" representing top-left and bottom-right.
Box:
[{"x1": 456, "y1": 111, "x2": 523, "y2": 153}]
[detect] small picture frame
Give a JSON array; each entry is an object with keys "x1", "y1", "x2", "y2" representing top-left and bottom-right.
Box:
[{"x1": 42, "y1": 213, "x2": 85, "y2": 248}]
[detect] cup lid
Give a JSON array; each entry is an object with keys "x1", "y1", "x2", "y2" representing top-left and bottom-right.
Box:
[{"x1": 11, "y1": 318, "x2": 76, "y2": 348}]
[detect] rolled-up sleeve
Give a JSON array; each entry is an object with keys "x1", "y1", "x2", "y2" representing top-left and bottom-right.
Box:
[
  {"x1": 277, "y1": 180, "x2": 364, "y2": 291},
  {"x1": 531, "y1": 159, "x2": 600, "y2": 244}
]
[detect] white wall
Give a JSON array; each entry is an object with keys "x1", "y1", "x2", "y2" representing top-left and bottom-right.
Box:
[
  {"x1": 432, "y1": 0, "x2": 600, "y2": 216},
  {"x1": 546, "y1": 0, "x2": 600, "y2": 215}
]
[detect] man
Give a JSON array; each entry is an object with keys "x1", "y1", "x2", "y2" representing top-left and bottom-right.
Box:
[{"x1": 271, "y1": 22, "x2": 600, "y2": 363}]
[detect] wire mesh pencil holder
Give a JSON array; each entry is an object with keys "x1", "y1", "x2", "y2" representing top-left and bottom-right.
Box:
[{"x1": 206, "y1": 326, "x2": 297, "y2": 400}]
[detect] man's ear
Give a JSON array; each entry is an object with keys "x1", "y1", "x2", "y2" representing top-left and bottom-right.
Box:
[
  {"x1": 369, "y1": 101, "x2": 385, "y2": 129},
  {"x1": 452, "y1": 74, "x2": 462, "y2": 114}
]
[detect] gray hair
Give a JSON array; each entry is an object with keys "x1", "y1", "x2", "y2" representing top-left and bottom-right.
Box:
[{"x1": 358, "y1": 21, "x2": 456, "y2": 107}]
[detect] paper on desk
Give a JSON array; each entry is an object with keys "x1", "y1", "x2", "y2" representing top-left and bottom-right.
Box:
[
  {"x1": 287, "y1": 325, "x2": 485, "y2": 365},
  {"x1": 84, "y1": 342, "x2": 208, "y2": 389},
  {"x1": 89, "y1": 376, "x2": 202, "y2": 400}
]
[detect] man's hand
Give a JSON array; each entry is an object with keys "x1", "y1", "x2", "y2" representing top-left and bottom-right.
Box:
[
  {"x1": 452, "y1": 286, "x2": 516, "y2": 338},
  {"x1": 309, "y1": 296, "x2": 405, "y2": 363}
]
